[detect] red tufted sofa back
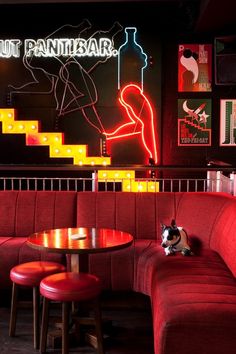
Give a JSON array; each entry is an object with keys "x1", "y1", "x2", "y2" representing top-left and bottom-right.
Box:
[{"x1": 77, "y1": 191, "x2": 236, "y2": 277}]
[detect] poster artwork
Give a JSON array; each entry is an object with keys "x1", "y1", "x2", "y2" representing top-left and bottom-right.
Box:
[
  {"x1": 178, "y1": 44, "x2": 212, "y2": 92},
  {"x1": 220, "y1": 99, "x2": 236, "y2": 146},
  {"x1": 178, "y1": 99, "x2": 212, "y2": 146}
]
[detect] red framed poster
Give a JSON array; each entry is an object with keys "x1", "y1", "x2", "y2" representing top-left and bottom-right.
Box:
[
  {"x1": 178, "y1": 44, "x2": 212, "y2": 92},
  {"x1": 178, "y1": 98, "x2": 212, "y2": 146}
]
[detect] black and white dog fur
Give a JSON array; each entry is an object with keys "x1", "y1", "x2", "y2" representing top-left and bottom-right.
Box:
[{"x1": 161, "y1": 219, "x2": 193, "y2": 256}]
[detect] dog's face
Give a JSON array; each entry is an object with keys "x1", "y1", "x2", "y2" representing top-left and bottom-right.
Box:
[{"x1": 161, "y1": 220, "x2": 180, "y2": 248}]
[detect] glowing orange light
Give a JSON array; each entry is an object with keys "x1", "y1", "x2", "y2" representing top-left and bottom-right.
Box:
[
  {"x1": 97, "y1": 170, "x2": 159, "y2": 192},
  {"x1": 98, "y1": 170, "x2": 135, "y2": 181}
]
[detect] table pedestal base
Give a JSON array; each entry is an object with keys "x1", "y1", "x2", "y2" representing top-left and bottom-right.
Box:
[
  {"x1": 70, "y1": 253, "x2": 89, "y2": 273},
  {"x1": 47, "y1": 330, "x2": 79, "y2": 349}
]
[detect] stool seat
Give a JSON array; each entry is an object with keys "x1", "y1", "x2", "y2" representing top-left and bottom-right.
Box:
[
  {"x1": 39, "y1": 272, "x2": 104, "y2": 354},
  {"x1": 10, "y1": 261, "x2": 66, "y2": 287},
  {"x1": 40, "y1": 272, "x2": 101, "y2": 302}
]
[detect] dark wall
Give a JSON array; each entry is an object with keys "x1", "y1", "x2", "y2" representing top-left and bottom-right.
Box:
[{"x1": 0, "y1": 1, "x2": 235, "y2": 168}]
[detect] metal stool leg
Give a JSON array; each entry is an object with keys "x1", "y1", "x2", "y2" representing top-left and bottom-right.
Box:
[
  {"x1": 9, "y1": 282, "x2": 40, "y2": 349},
  {"x1": 94, "y1": 298, "x2": 104, "y2": 354},
  {"x1": 9, "y1": 282, "x2": 18, "y2": 337},
  {"x1": 40, "y1": 297, "x2": 50, "y2": 354},
  {"x1": 33, "y1": 286, "x2": 40, "y2": 349},
  {"x1": 62, "y1": 302, "x2": 70, "y2": 354}
]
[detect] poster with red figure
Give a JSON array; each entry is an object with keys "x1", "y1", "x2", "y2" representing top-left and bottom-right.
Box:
[
  {"x1": 178, "y1": 98, "x2": 212, "y2": 146},
  {"x1": 178, "y1": 44, "x2": 212, "y2": 92}
]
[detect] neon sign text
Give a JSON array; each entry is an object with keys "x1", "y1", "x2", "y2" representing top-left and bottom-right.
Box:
[
  {"x1": 0, "y1": 38, "x2": 118, "y2": 58},
  {"x1": 25, "y1": 38, "x2": 118, "y2": 57},
  {"x1": 0, "y1": 40, "x2": 21, "y2": 58}
]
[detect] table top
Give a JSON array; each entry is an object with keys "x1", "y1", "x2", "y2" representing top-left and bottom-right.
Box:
[{"x1": 27, "y1": 227, "x2": 133, "y2": 254}]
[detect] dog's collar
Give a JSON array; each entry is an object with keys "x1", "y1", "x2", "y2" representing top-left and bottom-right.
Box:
[{"x1": 171, "y1": 234, "x2": 181, "y2": 247}]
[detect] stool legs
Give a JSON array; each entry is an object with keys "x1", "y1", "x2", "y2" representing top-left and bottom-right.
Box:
[
  {"x1": 40, "y1": 298, "x2": 70, "y2": 354},
  {"x1": 9, "y1": 283, "x2": 40, "y2": 349},
  {"x1": 40, "y1": 297, "x2": 104, "y2": 354}
]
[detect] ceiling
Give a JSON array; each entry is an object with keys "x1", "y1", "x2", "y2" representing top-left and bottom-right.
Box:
[
  {"x1": 195, "y1": 0, "x2": 236, "y2": 33},
  {"x1": 0, "y1": 0, "x2": 235, "y2": 34}
]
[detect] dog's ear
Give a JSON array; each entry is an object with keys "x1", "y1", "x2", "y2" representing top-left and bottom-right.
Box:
[
  {"x1": 171, "y1": 219, "x2": 177, "y2": 228},
  {"x1": 160, "y1": 222, "x2": 166, "y2": 230}
]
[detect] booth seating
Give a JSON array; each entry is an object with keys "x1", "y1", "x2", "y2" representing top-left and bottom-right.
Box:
[
  {"x1": 9, "y1": 261, "x2": 66, "y2": 349},
  {"x1": 39, "y1": 272, "x2": 104, "y2": 354},
  {"x1": 1, "y1": 190, "x2": 236, "y2": 354},
  {"x1": 76, "y1": 191, "x2": 236, "y2": 354}
]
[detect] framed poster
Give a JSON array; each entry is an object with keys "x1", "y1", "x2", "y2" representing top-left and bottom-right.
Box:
[
  {"x1": 220, "y1": 99, "x2": 236, "y2": 146},
  {"x1": 178, "y1": 44, "x2": 212, "y2": 92},
  {"x1": 178, "y1": 98, "x2": 212, "y2": 146}
]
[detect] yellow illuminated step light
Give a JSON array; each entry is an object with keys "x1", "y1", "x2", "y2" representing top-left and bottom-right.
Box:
[
  {"x1": 0, "y1": 108, "x2": 110, "y2": 166},
  {"x1": 98, "y1": 170, "x2": 159, "y2": 192}
]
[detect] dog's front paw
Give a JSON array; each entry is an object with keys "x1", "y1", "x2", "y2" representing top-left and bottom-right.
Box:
[
  {"x1": 181, "y1": 247, "x2": 194, "y2": 256},
  {"x1": 165, "y1": 247, "x2": 175, "y2": 256}
]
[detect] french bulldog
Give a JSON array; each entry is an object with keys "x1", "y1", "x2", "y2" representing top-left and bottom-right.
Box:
[{"x1": 161, "y1": 219, "x2": 193, "y2": 256}]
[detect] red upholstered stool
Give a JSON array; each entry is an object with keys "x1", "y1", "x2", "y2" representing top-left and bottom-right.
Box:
[
  {"x1": 9, "y1": 261, "x2": 66, "y2": 349},
  {"x1": 39, "y1": 272, "x2": 104, "y2": 354}
]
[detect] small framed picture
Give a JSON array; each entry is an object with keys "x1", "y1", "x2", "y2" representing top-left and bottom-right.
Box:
[
  {"x1": 220, "y1": 99, "x2": 236, "y2": 146},
  {"x1": 178, "y1": 98, "x2": 212, "y2": 146},
  {"x1": 178, "y1": 44, "x2": 212, "y2": 92}
]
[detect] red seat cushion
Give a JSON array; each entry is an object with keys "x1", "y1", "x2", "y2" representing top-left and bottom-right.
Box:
[
  {"x1": 151, "y1": 249, "x2": 236, "y2": 354},
  {"x1": 10, "y1": 261, "x2": 66, "y2": 287},
  {"x1": 40, "y1": 272, "x2": 101, "y2": 302}
]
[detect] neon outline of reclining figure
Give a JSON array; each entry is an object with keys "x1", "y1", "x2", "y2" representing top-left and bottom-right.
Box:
[
  {"x1": 8, "y1": 20, "x2": 123, "y2": 134},
  {"x1": 8, "y1": 19, "x2": 92, "y2": 98}
]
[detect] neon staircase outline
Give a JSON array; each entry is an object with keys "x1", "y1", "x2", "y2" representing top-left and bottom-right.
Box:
[
  {"x1": 0, "y1": 108, "x2": 110, "y2": 166},
  {"x1": 0, "y1": 108, "x2": 159, "y2": 192}
]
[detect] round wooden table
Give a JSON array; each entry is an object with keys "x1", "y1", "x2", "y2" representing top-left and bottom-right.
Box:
[
  {"x1": 27, "y1": 227, "x2": 134, "y2": 272},
  {"x1": 27, "y1": 227, "x2": 133, "y2": 348}
]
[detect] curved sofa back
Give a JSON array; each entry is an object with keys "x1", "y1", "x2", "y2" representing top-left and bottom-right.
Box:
[
  {"x1": 77, "y1": 191, "x2": 178, "y2": 240},
  {"x1": 77, "y1": 191, "x2": 236, "y2": 276},
  {"x1": 0, "y1": 190, "x2": 77, "y2": 236},
  {"x1": 0, "y1": 190, "x2": 235, "y2": 281},
  {"x1": 175, "y1": 192, "x2": 234, "y2": 247},
  {"x1": 77, "y1": 191, "x2": 235, "y2": 241},
  {"x1": 210, "y1": 198, "x2": 236, "y2": 277},
  {"x1": 0, "y1": 190, "x2": 77, "y2": 291}
]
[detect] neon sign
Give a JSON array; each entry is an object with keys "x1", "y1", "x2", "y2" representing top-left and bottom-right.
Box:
[
  {"x1": 105, "y1": 84, "x2": 158, "y2": 164},
  {"x1": 117, "y1": 27, "x2": 147, "y2": 90},
  {"x1": 0, "y1": 39, "x2": 21, "y2": 58},
  {"x1": 4, "y1": 22, "x2": 159, "y2": 167},
  {"x1": 0, "y1": 37, "x2": 118, "y2": 58},
  {"x1": 25, "y1": 38, "x2": 118, "y2": 57}
]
